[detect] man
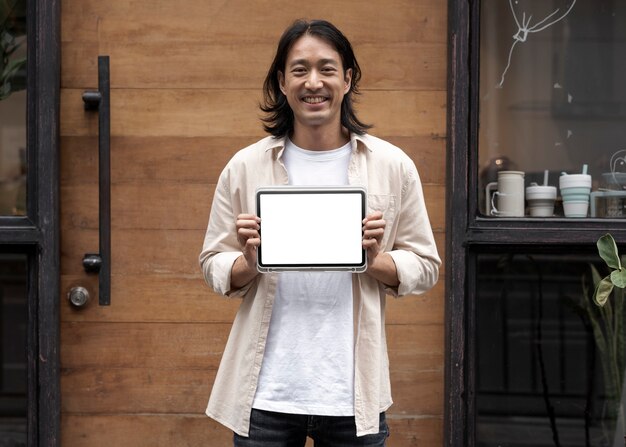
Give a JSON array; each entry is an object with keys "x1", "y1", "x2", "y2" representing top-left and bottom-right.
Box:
[{"x1": 199, "y1": 19, "x2": 440, "y2": 446}]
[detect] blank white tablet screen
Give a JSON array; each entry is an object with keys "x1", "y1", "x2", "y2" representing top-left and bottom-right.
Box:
[{"x1": 259, "y1": 192, "x2": 363, "y2": 266}]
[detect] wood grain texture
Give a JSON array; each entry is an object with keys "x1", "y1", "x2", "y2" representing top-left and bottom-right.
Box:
[
  {"x1": 61, "y1": 322, "x2": 443, "y2": 370},
  {"x1": 61, "y1": 41, "x2": 446, "y2": 91},
  {"x1": 61, "y1": 322, "x2": 229, "y2": 369},
  {"x1": 60, "y1": 134, "x2": 445, "y2": 185},
  {"x1": 60, "y1": 366, "x2": 442, "y2": 416},
  {"x1": 60, "y1": 183, "x2": 444, "y2": 231},
  {"x1": 61, "y1": 88, "x2": 266, "y2": 138},
  {"x1": 59, "y1": 0, "x2": 448, "y2": 444},
  {"x1": 60, "y1": 274, "x2": 240, "y2": 323},
  {"x1": 60, "y1": 227, "x2": 445, "y2": 276},
  {"x1": 387, "y1": 416, "x2": 443, "y2": 446},
  {"x1": 61, "y1": 89, "x2": 446, "y2": 138},
  {"x1": 60, "y1": 228, "x2": 199, "y2": 275},
  {"x1": 60, "y1": 275, "x2": 444, "y2": 325},
  {"x1": 61, "y1": 368, "x2": 217, "y2": 414},
  {"x1": 61, "y1": 414, "x2": 441, "y2": 447},
  {"x1": 60, "y1": 136, "x2": 251, "y2": 185},
  {"x1": 61, "y1": 414, "x2": 231, "y2": 447},
  {"x1": 61, "y1": 0, "x2": 447, "y2": 45}
]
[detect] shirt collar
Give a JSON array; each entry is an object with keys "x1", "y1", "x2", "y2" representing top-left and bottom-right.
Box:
[
  {"x1": 263, "y1": 133, "x2": 373, "y2": 154},
  {"x1": 351, "y1": 133, "x2": 373, "y2": 152}
]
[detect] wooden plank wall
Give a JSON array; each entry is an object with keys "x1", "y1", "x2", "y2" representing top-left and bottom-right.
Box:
[{"x1": 59, "y1": 1, "x2": 447, "y2": 445}]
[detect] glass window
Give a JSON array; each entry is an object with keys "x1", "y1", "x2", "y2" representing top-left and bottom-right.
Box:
[
  {"x1": 476, "y1": 251, "x2": 626, "y2": 446},
  {"x1": 0, "y1": 254, "x2": 27, "y2": 444},
  {"x1": 479, "y1": 1, "x2": 626, "y2": 218},
  {"x1": 0, "y1": 0, "x2": 27, "y2": 216}
]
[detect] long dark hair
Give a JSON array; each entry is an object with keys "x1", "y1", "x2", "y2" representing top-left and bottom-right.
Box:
[{"x1": 260, "y1": 19, "x2": 371, "y2": 137}]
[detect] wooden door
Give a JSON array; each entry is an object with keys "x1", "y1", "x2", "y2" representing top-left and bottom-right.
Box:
[{"x1": 59, "y1": 1, "x2": 447, "y2": 445}]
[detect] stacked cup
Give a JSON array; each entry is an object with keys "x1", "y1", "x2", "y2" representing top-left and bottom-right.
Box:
[
  {"x1": 559, "y1": 169, "x2": 592, "y2": 218},
  {"x1": 526, "y1": 183, "x2": 557, "y2": 217}
]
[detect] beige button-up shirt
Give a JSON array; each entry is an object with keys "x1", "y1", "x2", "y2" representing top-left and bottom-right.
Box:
[{"x1": 199, "y1": 133, "x2": 441, "y2": 437}]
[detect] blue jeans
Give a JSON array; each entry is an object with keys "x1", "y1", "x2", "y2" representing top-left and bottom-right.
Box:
[{"x1": 233, "y1": 409, "x2": 389, "y2": 447}]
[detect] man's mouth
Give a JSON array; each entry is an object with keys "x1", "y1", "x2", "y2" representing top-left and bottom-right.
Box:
[{"x1": 302, "y1": 96, "x2": 328, "y2": 104}]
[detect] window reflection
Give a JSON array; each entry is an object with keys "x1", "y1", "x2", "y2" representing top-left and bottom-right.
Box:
[
  {"x1": 0, "y1": 254, "x2": 27, "y2": 444},
  {"x1": 0, "y1": 0, "x2": 27, "y2": 216},
  {"x1": 476, "y1": 252, "x2": 626, "y2": 446},
  {"x1": 479, "y1": 1, "x2": 626, "y2": 218}
]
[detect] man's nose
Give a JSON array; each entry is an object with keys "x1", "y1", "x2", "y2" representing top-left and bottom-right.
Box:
[{"x1": 305, "y1": 71, "x2": 323, "y2": 89}]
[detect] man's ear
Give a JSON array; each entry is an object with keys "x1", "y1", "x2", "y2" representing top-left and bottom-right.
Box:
[
  {"x1": 344, "y1": 68, "x2": 353, "y2": 94},
  {"x1": 278, "y1": 71, "x2": 286, "y2": 95}
]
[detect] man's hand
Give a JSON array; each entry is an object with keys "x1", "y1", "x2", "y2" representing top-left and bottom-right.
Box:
[
  {"x1": 231, "y1": 214, "x2": 261, "y2": 289},
  {"x1": 362, "y1": 211, "x2": 386, "y2": 264},
  {"x1": 362, "y1": 211, "x2": 399, "y2": 287},
  {"x1": 236, "y1": 214, "x2": 261, "y2": 266}
]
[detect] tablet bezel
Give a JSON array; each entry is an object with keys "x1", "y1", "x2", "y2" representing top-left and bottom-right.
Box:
[{"x1": 256, "y1": 186, "x2": 367, "y2": 272}]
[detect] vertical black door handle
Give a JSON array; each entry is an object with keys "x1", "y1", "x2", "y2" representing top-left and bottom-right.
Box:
[{"x1": 81, "y1": 55, "x2": 111, "y2": 306}]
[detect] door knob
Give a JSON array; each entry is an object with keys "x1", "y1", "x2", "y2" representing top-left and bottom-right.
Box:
[{"x1": 68, "y1": 286, "x2": 90, "y2": 308}]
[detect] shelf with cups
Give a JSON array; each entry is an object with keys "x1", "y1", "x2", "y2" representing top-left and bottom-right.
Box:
[
  {"x1": 473, "y1": 165, "x2": 626, "y2": 246},
  {"x1": 481, "y1": 167, "x2": 626, "y2": 219},
  {"x1": 483, "y1": 168, "x2": 596, "y2": 219}
]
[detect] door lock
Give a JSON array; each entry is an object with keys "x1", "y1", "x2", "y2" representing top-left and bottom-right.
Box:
[{"x1": 68, "y1": 286, "x2": 90, "y2": 308}]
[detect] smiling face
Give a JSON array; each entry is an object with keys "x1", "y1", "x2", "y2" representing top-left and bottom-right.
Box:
[{"x1": 278, "y1": 34, "x2": 352, "y2": 142}]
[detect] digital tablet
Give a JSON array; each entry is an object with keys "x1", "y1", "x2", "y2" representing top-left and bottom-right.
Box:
[{"x1": 256, "y1": 186, "x2": 367, "y2": 272}]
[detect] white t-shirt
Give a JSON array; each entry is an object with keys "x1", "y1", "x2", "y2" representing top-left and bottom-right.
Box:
[{"x1": 252, "y1": 139, "x2": 355, "y2": 416}]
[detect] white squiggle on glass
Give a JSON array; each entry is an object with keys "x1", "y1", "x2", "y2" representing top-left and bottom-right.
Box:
[
  {"x1": 609, "y1": 149, "x2": 626, "y2": 189},
  {"x1": 497, "y1": 0, "x2": 577, "y2": 88}
]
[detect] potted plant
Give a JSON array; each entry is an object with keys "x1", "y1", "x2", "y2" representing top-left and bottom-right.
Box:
[
  {"x1": 1, "y1": 0, "x2": 26, "y2": 100},
  {"x1": 0, "y1": 0, "x2": 26, "y2": 215},
  {"x1": 591, "y1": 233, "x2": 626, "y2": 446}
]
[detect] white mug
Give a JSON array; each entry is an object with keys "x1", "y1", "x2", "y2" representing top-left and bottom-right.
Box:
[{"x1": 485, "y1": 171, "x2": 525, "y2": 217}]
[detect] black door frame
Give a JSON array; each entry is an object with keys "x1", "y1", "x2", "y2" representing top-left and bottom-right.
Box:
[
  {"x1": 0, "y1": 0, "x2": 60, "y2": 445},
  {"x1": 446, "y1": 1, "x2": 626, "y2": 445}
]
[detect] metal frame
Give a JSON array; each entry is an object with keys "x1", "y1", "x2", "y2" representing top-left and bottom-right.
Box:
[
  {"x1": 82, "y1": 56, "x2": 111, "y2": 305},
  {"x1": 0, "y1": 0, "x2": 60, "y2": 444},
  {"x1": 445, "y1": 0, "x2": 626, "y2": 445},
  {"x1": 445, "y1": 0, "x2": 471, "y2": 445}
]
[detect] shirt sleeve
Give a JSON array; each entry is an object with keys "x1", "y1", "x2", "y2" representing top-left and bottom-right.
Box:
[
  {"x1": 385, "y1": 163, "x2": 441, "y2": 297},
  {"x1": 198, "y1": 166, "x2": 253, "y2": 298}
]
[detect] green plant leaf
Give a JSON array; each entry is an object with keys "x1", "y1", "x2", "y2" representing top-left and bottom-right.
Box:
[
  {"x1": 611, "y1": 269, "x2": 626, "y2": 288},
  {"x1": 598, "y1": 233, "x2": 622, "y2": 271},
  {"x1": 590, "y1": 264, "x2": 602, "y2": 287},
  {"x1": 594, "y1": 276, "x2": 615, "y2": 307},
  {"x1": 1, "y1": 55, "x2": 24, "y2": 78},
  {"x1": 0, "y1": 54, "x2": 25, "y2": 100}
]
